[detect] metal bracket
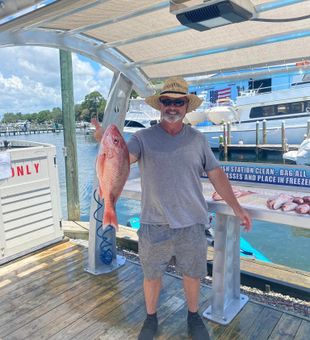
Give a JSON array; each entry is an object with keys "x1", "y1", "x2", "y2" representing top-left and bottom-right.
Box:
[{"x1": 203, "y1": 213, "x2": 249, "y2": 325}]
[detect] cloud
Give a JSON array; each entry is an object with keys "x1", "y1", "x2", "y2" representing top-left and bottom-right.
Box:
[{"x1": 0, "y1": 46, "x2": 113, "y2": 114}]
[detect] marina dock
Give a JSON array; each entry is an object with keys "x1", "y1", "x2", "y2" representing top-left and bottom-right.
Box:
[
  {"x1": 0, "y1": 126, "x2": 90, "y2": 137},
  {"x1": 217, "y1": 143, "x2": 299, "y2": 152},
  {"x1": 0, "y1": 240, "x2": 309, "y2": 339},
  {"x1": 214, "y1": 143, "x2": 300, "y2": 161}
]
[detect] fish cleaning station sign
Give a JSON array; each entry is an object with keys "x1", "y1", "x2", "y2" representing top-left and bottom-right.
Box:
[{"x1": 219, "y1": 163, "x2": 310, "y2": 188}]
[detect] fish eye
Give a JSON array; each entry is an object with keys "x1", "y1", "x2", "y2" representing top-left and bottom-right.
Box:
[{"x1": 113, "y1": 137, "x2": 119, "y2": 144}]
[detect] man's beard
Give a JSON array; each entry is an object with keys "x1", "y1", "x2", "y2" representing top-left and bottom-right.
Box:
[{"x1": 161, "y1": 111, "x2": 183, "y2": 123}]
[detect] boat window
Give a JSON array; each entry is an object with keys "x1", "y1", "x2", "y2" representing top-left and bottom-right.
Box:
[
  {"x1": 250, "y1": 105, "x2": 275, "y2": 118},
  {"x1": 250, "y1": 101, "x2": 307, "y2": 119},
  {"x1": 290, "y1": 102, "x2": 303, "y2": 114},
  {"x1": 262, "y1": 105, "x2": 275, "y2": 117},
  {"x1": 249, "y1": 107, "x2": 263, "y2": 118},
  {"x1": 276, "y1": 103, "x2": 289, "y2": 115}
]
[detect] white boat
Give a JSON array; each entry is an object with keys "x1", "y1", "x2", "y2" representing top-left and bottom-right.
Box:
[
  {"x1": 283, "y1": 138, "x2": 310, "y2": 165},
  {"x1": 84, "y1": 98, "x2": 160, "y2": 135},
  {"x1": 195, "y1": 80, "x2": 310, "y2": 148},
  {"x1": 124, "y1": 98, "x2": 160, "y2": 132}
]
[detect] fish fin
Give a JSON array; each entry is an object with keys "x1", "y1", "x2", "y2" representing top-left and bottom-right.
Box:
[
  {"x1": 98, "y1": 186, "x2": 103, "y2": 200},
  {"x1": 103, "y1": 208, "x2": 119, "y2": 231},
  {"x1": 103, "y1": 199, "x2": 118, "y2": 231}
]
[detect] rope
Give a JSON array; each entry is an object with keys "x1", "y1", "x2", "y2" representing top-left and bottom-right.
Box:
[{"x1": 93, "y1": 189, "x2": 114, "y2": 265}]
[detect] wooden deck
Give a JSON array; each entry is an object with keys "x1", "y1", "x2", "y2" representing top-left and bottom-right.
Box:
[
  {"x1": 63, "y1": 221, "x2": 310, "y2": 293},
  {"x1": 0, "y1": 241, "x2": 309, "y2": 340}
]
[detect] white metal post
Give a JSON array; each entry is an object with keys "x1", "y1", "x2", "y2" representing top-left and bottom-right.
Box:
[
  {"x1": 85, "y1": 73, "x2": 133, "y2": 275},
  {"x1": 203, "y1": 213, "x2": 248, "y2": 324}
]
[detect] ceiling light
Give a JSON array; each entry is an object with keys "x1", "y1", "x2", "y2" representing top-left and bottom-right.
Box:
[{"x1": 170, "y1": 0, "x2": 256, "y2": 31}]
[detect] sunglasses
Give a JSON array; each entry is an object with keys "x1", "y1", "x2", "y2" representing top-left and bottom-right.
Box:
[{"x1": 159, "y1": 98, "x2": 188, "y2": 107}]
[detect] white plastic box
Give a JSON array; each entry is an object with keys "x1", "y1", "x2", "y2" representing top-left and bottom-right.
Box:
[{"x1": 0, "y1": 140, "x2": 63, "y2": 265}]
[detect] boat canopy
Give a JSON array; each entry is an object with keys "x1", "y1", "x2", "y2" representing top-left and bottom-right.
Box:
[{"x1": 0, "y1": 0, "x2": 309, "y2": 95}]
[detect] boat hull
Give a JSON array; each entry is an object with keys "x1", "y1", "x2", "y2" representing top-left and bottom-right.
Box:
[{"x1": 196, "y1": 116, "x2": 310, "y2": 147}]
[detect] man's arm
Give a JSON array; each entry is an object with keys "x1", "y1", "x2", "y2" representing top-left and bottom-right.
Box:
[
  {"x1": 90, "y1": 119, "x2": 138, "y2": 165},
  {"x1": 91, "y1": 118, "x2": 104, "y2": 142},
  {"x1": 207, "y1": 167, "x2": 252, "y2": 231},
  {"x1": 129, "y1": 153, "x2": 138, "y2": 164}
]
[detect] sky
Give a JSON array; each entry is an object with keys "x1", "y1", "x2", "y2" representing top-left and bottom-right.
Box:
[{"x1": 0, "y1": 46, "x2": 114, "y2": 117}]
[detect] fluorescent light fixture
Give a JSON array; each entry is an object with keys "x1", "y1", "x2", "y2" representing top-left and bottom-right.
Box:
[{"x1": 170, "y1": 0, "x2": 256, "y2": 31}]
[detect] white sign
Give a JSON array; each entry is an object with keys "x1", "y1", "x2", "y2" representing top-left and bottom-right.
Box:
[{"x1": 0, "y1": 152, "x2": 12, "y2": 180}]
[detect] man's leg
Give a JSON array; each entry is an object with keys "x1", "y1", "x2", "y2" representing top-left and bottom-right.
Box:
[
  {"x1": 183, "y1": 275, "x2": 210, "y2": 340},
  {"x1": 183, "y1": 275, "x2": 200, "y2": 312},
  {"x1": 138, "y1": 224, "x2": 173, "y2": 340},
  {"x1": 175, "y1": 225, "x2": 210, "y2": 340},
  {"x1": 144, "y1": 277, "x2": 162, "y2": 314},
  {"x1": 138, "y1": 278, "x2": 161, "y2": 340}
]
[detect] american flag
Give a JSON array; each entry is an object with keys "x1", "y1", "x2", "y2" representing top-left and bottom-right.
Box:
[
  {"x1": 217, "y1": 87, "x2": 231, "y2": 100},
  {"x1": 210, "y1": 87, "x2": 231, "y2": 103}
]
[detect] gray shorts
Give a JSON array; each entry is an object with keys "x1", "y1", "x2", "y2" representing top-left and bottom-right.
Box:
[{"x1": 137, "y1": 223, "x2": 207, "y2": 279}]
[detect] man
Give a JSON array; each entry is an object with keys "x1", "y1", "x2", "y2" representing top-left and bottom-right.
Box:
[{"x1": 127, "y1": 77, "x2": 252, "y2": 340}]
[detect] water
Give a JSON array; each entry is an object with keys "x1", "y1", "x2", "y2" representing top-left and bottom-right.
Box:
[{"x1": 2, "y1": 131, "x2": 309, "y2": 272}]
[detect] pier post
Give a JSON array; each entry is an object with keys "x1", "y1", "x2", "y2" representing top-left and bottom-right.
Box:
[
  {"x1": 255, "y1": 121, "x2": 259, "y2": 146},
  {"x1": 307, "y1": 120, "x2": 310, "y2": 138},
  {"x1": 255, "y1": 121, "x2": 259, "y2": 159},
  {"x1": 263, "y1": 120, "x2": 267, "y2": 144},
  {"x1": 59, "y1": 49, "x2": 80, "y2": 221},
  {"x1": 227, "y1": 122, "x2": 231, "y2": 145},
  {"x1": 281, "y1": 121, "x2": 287, "y2": 152},
  {"x1": 223, "y1": 123, "x2": 228, "y2": 161}
]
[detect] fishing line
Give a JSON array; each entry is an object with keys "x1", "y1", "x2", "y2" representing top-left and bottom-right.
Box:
[{"x1": 93, "y1": 189, "x2": 114, "y2": 265}]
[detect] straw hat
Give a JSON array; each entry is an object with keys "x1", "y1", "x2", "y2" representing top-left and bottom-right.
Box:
[{"x1": 145, "y1": 77, "x2": 203, "y2": 113}]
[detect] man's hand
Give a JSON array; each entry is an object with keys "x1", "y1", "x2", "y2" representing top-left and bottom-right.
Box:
[
  {"x1": 207, "y1": 167, "x2": 252, "y2": 231},
  {"x1": 91, "y1": 118, "x2": 104, "y2": 142},
  {"x1": 129, "y1": 153, "x2": 138, "y2": 164},
  {"x1": 233, "y1": 206, "x2": 252, "y2": 232}
]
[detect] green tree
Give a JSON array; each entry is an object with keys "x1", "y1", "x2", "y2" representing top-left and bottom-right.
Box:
[
  {"x1": 37, "y1": 110, "x2": 51, "y2": 123},
  {"x1": 130, "y1": 89, "x2": 139, "y2": 98},
  {"x1": 80, "y1": 91, "x2": 106, "y2": 122},
  {"x1": 23, "y1": 113, "x2": 34, "y2": 122},
  {"x1": 51, "y1": 107, "x2": 63, "y2": 124},
  {"x1": 2, "y1": 112, "x2": 17, "y2": 123}
]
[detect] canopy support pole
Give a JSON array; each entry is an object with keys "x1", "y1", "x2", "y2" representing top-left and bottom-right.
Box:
[{"x1": 85, "y1": 72, "x2": 133, "y2": 275}]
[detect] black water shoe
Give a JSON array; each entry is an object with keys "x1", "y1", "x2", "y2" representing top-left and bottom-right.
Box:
[
  {"x1": 138, "y1": 314, "x2": 158, "y2": 340},
  {"x1": 188, "y1": 312, "x2": 210, "y2": 340}
]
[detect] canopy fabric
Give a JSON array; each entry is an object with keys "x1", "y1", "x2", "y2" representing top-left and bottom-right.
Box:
[{"x1": 0, "y1": 0, "x2": 309, "y2": 89}]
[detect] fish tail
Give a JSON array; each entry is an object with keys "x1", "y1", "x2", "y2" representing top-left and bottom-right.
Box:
[{"x1": 103, "y1": 205, "x2": 118, "y2": 231}]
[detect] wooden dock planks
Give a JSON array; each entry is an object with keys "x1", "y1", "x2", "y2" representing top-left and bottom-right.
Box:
[
  {"x1": 0, "y1": 240, "x2": 308, "y2": 340},
  {"x1": 62, "y1": 222, "x2": 310, "y2": 291}
]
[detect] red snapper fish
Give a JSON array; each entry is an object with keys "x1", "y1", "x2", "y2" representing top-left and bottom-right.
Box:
[
  {"x1": 96, "y1": 124, "x2": 130, "y2": 230},
  {"x1": 212, "y1": 187, "x2": 255, "y2": 201}
]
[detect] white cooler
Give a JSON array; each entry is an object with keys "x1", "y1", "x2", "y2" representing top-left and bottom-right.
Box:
[{"x1": 0, "y1": 140, "x2": 63, "y2": 265}]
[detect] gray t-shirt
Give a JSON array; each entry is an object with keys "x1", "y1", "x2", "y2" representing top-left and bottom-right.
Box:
[{"x1": 127, "y1": 124, "x2": 220, "y2": 228}]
